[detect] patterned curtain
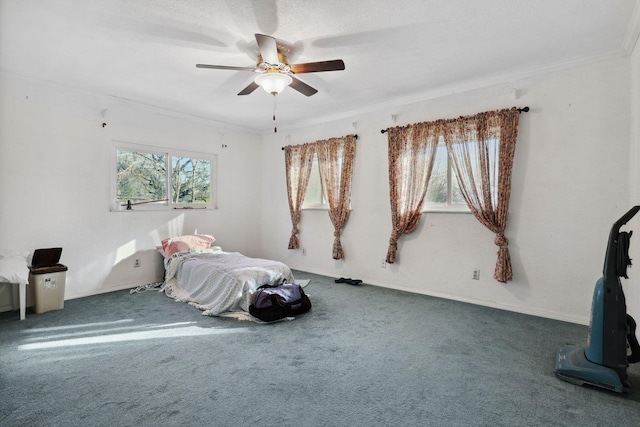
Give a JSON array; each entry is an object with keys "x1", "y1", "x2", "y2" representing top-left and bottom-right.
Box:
[
  {"x1": 442, "y1": 107, "x2": 519, "y2": 282},
  {"x1": 386, "y1": 122, "x2": 441, "y2": 263},
  {"x1": 316, "y1": 135, "x2": 356, "y2": 259},
  {"x1": 284, "y1": 143, "x2": 315, "y2": 249}
]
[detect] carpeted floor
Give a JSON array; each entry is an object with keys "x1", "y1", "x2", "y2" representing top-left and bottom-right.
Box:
[{"x1": 1, "y1": 270, "x2": 639, "y2": 426}]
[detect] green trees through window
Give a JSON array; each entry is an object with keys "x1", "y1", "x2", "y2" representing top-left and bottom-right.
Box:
[
  {"x1": 115, "y1": 146, "x2": 214, "y2": 209},
  {"x1": 116, "y1": 150, "x2": 168, "y2": 205},
  {"x1": 171, "y1": 156, "x2": 211, "y2": 204}
]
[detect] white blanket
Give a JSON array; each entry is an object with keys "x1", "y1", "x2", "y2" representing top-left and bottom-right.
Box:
[{"x1": 163, "y1": 248, "x2": 295, "y2": 316}]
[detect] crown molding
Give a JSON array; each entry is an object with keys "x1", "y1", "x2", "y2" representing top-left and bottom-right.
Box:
[
  {"x1": 273, "y1": 48, "x2": 628, "y2": 134},
  {"x1": 2, "y1": 41, "x2": 633, "y2": 137},
  {"x1": 0, "y1": 69, "x2": 258, "y2": 134}
]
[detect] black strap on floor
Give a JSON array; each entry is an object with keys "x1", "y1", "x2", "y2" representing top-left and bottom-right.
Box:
[{"x1": 627, "y1": 315, "x2": 640, "y2": 364}]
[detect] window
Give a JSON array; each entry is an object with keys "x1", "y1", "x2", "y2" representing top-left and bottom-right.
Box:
[
  {"x1": 171, "y1": 156, "x2": 212, "y2": 204},
  {"x1": 302, "y1": 153, "x2": 326, "y2": 209},
  {"x1": 113, "y1": 142, "x2": 216, "y2": 210},
  {"x1": 423, "y1": 139, "x2": 468, "y2": 212}
]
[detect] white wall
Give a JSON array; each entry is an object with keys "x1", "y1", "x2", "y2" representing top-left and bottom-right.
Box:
[
  {"x1": 259, "y1": 57, "x2": 632, "y2": 325},
  {"x1": 1, "y1": 55, "x2": 637, "y2": 326},
  {"x1": 0, "y1": 73, "x2": 261, "y2": 310}
]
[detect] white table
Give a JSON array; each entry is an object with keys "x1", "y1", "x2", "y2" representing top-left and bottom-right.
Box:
[{"x1": 18, "y1": 282, "x2": 26, "y2": 320}]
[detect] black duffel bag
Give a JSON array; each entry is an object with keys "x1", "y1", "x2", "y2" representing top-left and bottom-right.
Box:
[{"x1": 249, "y1": 280, "x2": 311, "y2": 322}]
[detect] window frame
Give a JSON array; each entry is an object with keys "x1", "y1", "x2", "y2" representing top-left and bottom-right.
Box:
[{"x1": 111, "y1": 141, "x2": 217, "y2": 211}]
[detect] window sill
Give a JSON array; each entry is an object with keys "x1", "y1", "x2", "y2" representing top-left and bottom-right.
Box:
[
  {"x1": 423, "y1": 205, "x2": 471, "y2": 214},
  {"x1": 110, "y1": 206, "x2": 213, "y2": 212}
]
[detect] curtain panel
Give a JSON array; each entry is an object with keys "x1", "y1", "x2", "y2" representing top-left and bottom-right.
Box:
[
  {"x1": 284, "y1": 134, "x2": 356, "y2": 258},
  {"x1": 386, "y1": 122, "x2": 441, "y2": 263},
  {"x1": 316, "y1": 135, "x2": 356, "y2": 259},
  {"x1": 284, "y1": 143, "x2": 315, "y2": 249},
  {"x1": 385, "y1": 107, "x2": 520, "y2": 281},
  {"x1": 442, "y1": 107, "x2": 520, "y2": 282}
]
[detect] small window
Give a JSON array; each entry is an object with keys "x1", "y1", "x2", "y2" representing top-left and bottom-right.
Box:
[
  {"x1": 302, "y1": 153, "x2": 326, "y2": 209},
  {"x1": 171, "y1": 156, "x2": 212, "y2": 205},
  {"x1": 424, "y1": 140, "x2": 468, "y2": 212},
  {"x1": 113, "y1": 143, "x2": 216, "y2": 210}
]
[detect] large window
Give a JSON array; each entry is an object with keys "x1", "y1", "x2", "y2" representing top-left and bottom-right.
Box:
[
  {"x1": 423, "y1": 140, "x2": 468, "y2": 212},
  {"x1": 113, "y1": 143, "x2": 216, "y2": 210},
  {"x1": 423, "y1": 137, "x2": 501, "y2": 212}
]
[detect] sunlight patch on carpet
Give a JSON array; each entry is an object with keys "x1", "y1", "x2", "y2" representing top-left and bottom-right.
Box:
[{"x1": 19, "y1": 324, "x2": 251, "y2": 350}]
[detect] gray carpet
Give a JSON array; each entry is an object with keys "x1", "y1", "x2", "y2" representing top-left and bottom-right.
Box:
[{"x1": 1, "y1": 271, "x2": 639, "y2": 427}]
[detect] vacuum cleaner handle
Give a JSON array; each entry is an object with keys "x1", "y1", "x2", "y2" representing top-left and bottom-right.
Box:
[
  {"x1": 613, "y1": 206, "x2": 640, "y2": 231},
  {"x1": 603, "y1": 206, "x2": 640, "y2": 280}
]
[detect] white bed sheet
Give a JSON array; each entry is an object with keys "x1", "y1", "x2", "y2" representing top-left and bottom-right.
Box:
[{"x1": 163, "y1": 248, "x2": 294, "y2": 316}]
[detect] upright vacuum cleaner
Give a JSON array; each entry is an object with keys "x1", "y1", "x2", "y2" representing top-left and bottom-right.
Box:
[{"x1": 555, "y1": 206, "x2": 640, "y2": 393}]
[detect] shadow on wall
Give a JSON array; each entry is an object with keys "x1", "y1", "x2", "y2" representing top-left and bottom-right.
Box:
[{"x1": 102, "y1": 249, "x2": 164, "y2": 289}]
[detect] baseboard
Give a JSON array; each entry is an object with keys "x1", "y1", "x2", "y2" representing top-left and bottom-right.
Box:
[
  {"x1": 65, "y1": 280, "x2": 162, "y2": 300},
  {"x1": 0, "y1": 302, "x2": 15, "y2": 313},
  {"x1": 369, "y1": 281, "x2": 589, "y2": 326},
  {"x1": 29, "y1": 269, "x2": 590, "y2": 326},
  {"x1": 0, "y1": 280, "x2": 162, "y2": 313},
  {"x1": 292, "y1": 267, "x2": 589, "y2": 326}
]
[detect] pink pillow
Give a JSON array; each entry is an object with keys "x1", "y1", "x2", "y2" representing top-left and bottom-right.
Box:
[{"x1": 161, "y1": 234, "x2": 215, "y2": 258}]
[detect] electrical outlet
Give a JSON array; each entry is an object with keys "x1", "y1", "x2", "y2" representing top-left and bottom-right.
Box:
[
  {"x1": 381, "y1": 259, "x2": 387, "y2": 268},
  {"x1": 472, "y1": 269, "x2": 480, "y2": 280},
  {"x1": 134, "y1": 259, "x2": 141, "y2": 268},
  {"x1": 301, "y1": 248, "x2": 307, "y2": 256}
]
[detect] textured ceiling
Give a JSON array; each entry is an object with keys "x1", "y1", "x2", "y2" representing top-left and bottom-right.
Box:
[{"x1": 1, "y1": 0, "x2": 639, "y2": 133}]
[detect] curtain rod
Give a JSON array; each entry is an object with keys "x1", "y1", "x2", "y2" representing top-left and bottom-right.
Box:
[
  {"x1": 380, "y1": 106, "x2": 530, "y2": 134},
  {"x1": 281, "y1": 134, "x2": 358, "y2": 150}
]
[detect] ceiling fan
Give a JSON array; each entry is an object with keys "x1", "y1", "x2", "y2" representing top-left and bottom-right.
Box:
[{"x1": 196, "y1": 33, "x2": 345, "y2": 97}]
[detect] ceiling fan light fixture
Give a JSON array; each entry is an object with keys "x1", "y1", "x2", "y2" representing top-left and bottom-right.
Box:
[{"x1": 254, "y1": 72, "x2": 292, "y2": 95}]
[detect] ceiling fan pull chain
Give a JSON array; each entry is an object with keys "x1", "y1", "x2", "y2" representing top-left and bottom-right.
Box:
[{"x1": 273, "y1": 93, "x2": 278, "y2": 133}]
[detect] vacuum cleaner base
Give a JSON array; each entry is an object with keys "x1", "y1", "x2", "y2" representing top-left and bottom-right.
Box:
[{"x1": 555, "y1": 347, "x2": 630, "y2": 393}]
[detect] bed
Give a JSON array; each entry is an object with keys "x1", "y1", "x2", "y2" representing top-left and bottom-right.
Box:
[{"x1": 159, "y1": 235, "x2": 295, "y2": 317}]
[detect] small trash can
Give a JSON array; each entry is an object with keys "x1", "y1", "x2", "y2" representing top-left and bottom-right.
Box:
[{"x1": 29, "y1": 247, "x2": 67, "y2": 314}]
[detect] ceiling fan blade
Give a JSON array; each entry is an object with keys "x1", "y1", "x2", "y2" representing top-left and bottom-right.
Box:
[
  {"x1": 238, "y1": 81, "x2": 260, "y2": 96},
  {"x1": 255, "y1": 33, "x2": 279, "y2": 64},
  {"x1": 290, "y1": 60, "x2": 345, "y2": 74},
  {"x1": 289, "y1": 76, "x2": 318, "y2": 97},
  {"x1": 196, "y1": 64, "x2": 256, "y2": 71}
]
